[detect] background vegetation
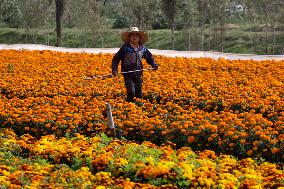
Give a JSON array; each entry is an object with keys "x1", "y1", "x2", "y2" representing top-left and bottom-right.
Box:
[{"x1": 0, "y1": 0, "x2": 284, "y2": 54}]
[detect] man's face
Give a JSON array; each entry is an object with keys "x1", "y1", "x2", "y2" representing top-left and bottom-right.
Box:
[{"x1": 129, "y1": 33, "x2": 140, "y2": 43}]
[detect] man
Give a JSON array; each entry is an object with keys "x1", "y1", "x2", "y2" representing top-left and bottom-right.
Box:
[{"x1": 112, "y1": 27, "x2": 158, "y2": 102}]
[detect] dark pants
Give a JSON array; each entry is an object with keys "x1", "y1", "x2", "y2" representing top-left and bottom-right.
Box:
[{"x1": 124, "y1": 75, "x2": 142, "y2": 102}]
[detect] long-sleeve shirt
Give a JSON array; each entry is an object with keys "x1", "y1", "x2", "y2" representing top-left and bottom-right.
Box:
[{"x1": 112, "y1": 43, "x2": 157, "y2": 77}]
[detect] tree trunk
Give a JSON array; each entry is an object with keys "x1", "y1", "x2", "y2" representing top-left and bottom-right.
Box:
[
  {"x1": 25, "y1": 27, "x2": 30, "y2": 42},
  {"x1": 47, "y1": 20, "x2": 50, "y2": 46},
  {"x1": 92, "y1": 31, "x2": 97, "y2": 48},
  {"x1": 66, "y1": 26, "x2": 69, "y2": 48},
  {"x1": 221, "y1": 22, "x2": 224, "y2": 53},
  {"x1": 249, "y1": 22, "x2": 254, "y2": 53},
  {"x1": 208, "y1": 22, "x2": 211, "y2": 51},
  {"x1": 93, "y1": 35, "x2": 96, "y2": 48},
  {"x1": 272, "y1": 23, "x2": 276, "y2": 55},
  {"x1": 35, "y1": 29, "x2": 37, "y2": 44},
  {"x1": 171, "y1": 24, "x2": 175, "y2": 50},
  {"x1": 84, "y1": 27, "x2": 87, "y2": 48},
  {"x1": 201, "y1": 25, "x2": 204, "y2": 51},
  {"x1": 32, "y1": 29, "x2": 37, "y2": 44},
  {"x1": 101, "y1": 0, "x2": 109, "y2": 16},
  {"x1": 265, "y1": 22, "x2": 269, "y2": 54},
  {"x1": 188, "y1": 27, "x2": 191, "y2": 51},
  {"x1": 101, "y1": 37, "x2": 104, "y2": 48},
  {"x1": 55, "y1": 0, "x2": 64, "y2": 47}
]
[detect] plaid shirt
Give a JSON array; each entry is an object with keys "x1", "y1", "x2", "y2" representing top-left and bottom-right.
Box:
[{"x1": 112, "y1": 43, "x2": 157, "y2": 77}]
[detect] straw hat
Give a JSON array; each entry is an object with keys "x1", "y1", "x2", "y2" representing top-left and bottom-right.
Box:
[{"x1": 121, "y1": 27, "x2": 148, "y2": 44}]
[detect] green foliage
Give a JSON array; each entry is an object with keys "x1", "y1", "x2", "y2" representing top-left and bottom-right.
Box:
[
  {"x1": 0, "y1": 0, "x2": 22, "y2": 27},
  {"x1": 0, "y1": 24, "x2": 284, "y2": 54},
  {"x1": 100, "y1": 133, "x2": 112, "y2": 145},
  {"x1": 108, "y1": 143, "x2": 163, "y2": 179},
  {"x1": 71, "y1": 157, "x2": 83, "y2": 170},
  {"x1": 112, "y1": 16, "x2": 129, "y2": 29}
]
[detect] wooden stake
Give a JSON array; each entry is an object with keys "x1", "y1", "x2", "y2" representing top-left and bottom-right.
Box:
[{"x1": 106, "y1": 103, "x2": 116, "y2": 138}]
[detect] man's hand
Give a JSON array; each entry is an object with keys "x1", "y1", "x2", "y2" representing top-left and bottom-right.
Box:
[{"x1": 153, "y1": 65, "x2": 158, "y2": 71}]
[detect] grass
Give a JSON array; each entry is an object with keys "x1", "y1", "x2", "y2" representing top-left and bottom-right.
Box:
[{"x1": 0, "y1": 25, "x2": 283, "y2": 54}]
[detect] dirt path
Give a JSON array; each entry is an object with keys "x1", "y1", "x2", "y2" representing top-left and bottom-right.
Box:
[{"x1": 1, "y1": 44, "x2": 284, "y2": 61}]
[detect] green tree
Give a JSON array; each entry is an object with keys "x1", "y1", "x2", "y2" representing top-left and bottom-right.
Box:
[
  {"x1": 17, "y1": 0, "x2": 52, "y2": 43},
  {"x1": 196, "y1": 0, "x2": 209, "y2": 50},
  {"x1": 121, "y1": 0, "x2": 159, "y2": 29},
  {"x1": 161, "y1": 0, "x2": 178, "y2": 49},
  {"x1": 211, "y1": 0, "x2": 230, "y2": 52},
  {"x1": 180, "y1": 0, "x2": 198, "y2": 50},
  {"x1": 65, "y1": 0, "x2": 106, "y2": 47},
  {"x1": 243, "y1": 0, "x2": 257, "y2": 53},
  {"x1": 251, "y1": 0, "x2": 284, "y2": 54},
  {"x1": 0, "y1": 0, "x2": 22, "y2": 27},
  {"x1": 85, "y1": 0, "x2": 107, "y2": 47},
  {"x1": 268, "y1": 0, "x2": 283, "y2": 54}
]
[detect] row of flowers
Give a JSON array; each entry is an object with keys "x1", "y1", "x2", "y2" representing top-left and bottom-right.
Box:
[
  {"x1": 0, "y1": 129, "x2": 283, "y2": 188},
  {"x1": 0, "y1": 49, "x2": 283, "y2": 161},
  {"x1": 0, "y1": 94, "x2": 282, "y2": 161},
  {"x1": 0, "y1": 49, "x2": 283, "y2": 114}
]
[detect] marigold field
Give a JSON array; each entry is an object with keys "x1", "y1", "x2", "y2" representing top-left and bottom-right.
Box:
[{"x1": 0, "y1": 49, "x2": 283, "y2": 188}]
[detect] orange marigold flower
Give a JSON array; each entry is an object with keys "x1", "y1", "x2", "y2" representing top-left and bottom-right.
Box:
[
  {"x1": 271, "y1": 148, "x2": 279, "y2": 154},
  {"x1": 247, "y1": 150, "x2": 254, "y2": 156},
  {"x1": 188, "y1": 136, "x2": 195, "y2": 143}
]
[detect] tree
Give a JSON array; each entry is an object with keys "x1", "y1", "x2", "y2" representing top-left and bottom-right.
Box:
[
  {"x1": 17, "y1": 0, "x2": 52, "y2": 43},
  {"x1": 211, "y1": 0, "x2": 230, "y2": 52},
  {"x1": 243, "y1": 0, "x2": 257, "y2": 53},
  {"x1": 86, "y1": 0, "x2": 107, "y2": 47},
  {"x1": 255, "y1": 0, "x2": 284, "y2": 54},
  {"x1": 55, "y1": 0, "x2": 64, "y2": 47},
  {"x1": 196, "y1": 0, "x2": 209, "y2": 50},
  {"x1": 161, "y1": 0, "x2": 177, "y2": 49},
  {"x1": 253, "y1": 0, "x2": 270, "y2": 54},
  {"x1": 121, "y1": 0, "x2": 159, "y2": 29},
  {"x1": 268, "y1": 0, "x2": 283, "y2": 54},
  {"x1": 66, "y1": 0, "x2": 106, "y2": 47},
  {"x1": 207, "y1": 0, "x2": 217, "y2": 51},
  {"x1": 180, "y1": 0, "x2": 197, "y2": 50},
  {"x1": 252, "y1": 0, "x2": 284, "y2": 54},
  {"x1": 100, "y1": 0, "x2": 110, "y2": 16},
  {"x1": 0, "y1": 0, "x2": 22, "y2": 27}
]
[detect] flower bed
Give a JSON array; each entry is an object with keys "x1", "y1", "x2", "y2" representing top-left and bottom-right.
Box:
[
  {"x1": 0, "y1": 129, "x2": 283, "y2": 188},
  {"x1": 0, "y1": 49, "x2": 283, "y2": 163}
]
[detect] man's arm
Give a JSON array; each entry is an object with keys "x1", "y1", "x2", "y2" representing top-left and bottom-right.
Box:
[
  {"x1": 112, "y1": 47, "x2": 124, "y2": 76},
  {"x1": 143, "y1": 48, "x2": 158, "y2": 70}
]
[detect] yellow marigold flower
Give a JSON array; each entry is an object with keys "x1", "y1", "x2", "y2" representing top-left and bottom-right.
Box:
[{"x1": 96, "y1": 186, "x2": 107, "y2": 189}]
